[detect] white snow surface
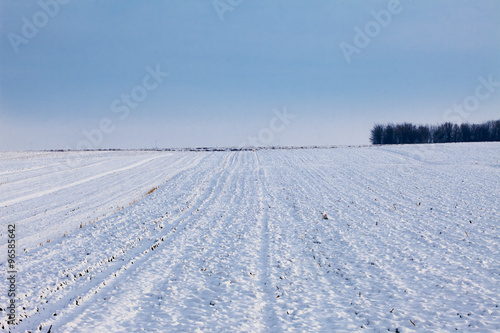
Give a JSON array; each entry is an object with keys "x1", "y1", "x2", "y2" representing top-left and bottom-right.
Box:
[{"x1": 0, "y1": 143, "x2": 499, "y2": 332}]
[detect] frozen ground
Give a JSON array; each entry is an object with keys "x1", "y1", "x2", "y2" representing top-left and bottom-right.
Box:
[{"x1": 0, "y1": 143, "x2": 499, "y2": 332}]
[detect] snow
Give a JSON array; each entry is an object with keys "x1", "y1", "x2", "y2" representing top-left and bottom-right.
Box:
[{"x1": 1, "y1": 143, "x2": 499, "y2": 332}]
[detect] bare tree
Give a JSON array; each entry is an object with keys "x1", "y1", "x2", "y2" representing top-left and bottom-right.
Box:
[{"x1": 370, "y1": 124, "x2": 384, "y2": 144}]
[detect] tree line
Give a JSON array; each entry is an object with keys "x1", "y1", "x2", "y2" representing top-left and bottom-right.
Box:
[{"x1": 370, "y1": 119, "x2": 500, "y2": 145}]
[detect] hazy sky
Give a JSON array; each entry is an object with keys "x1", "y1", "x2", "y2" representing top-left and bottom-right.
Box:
[{"x1": 1, "y1": 0, "x2": 499, "y2": 150}]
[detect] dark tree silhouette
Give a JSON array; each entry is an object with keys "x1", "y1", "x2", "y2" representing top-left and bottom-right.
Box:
[
  {"x1": 490, "y1": 120, "x2": 500, "y2": 141},
  {"x1": 460, "y1": 123, "x2": 471, "y2": 142},
  {"x1": 370, "y1": 119, "x2": 500, "y2": 145},
  {"x1": 417, "y1": 125, "x2": 430, "y2": 143},
  {"x1": 370, "y1": 124, "x2": 384, "y2": 145}
]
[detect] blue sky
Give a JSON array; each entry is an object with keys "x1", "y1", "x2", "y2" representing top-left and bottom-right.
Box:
[{"x1": 1, "y1": 0, "x2": 499, "y2": 150}]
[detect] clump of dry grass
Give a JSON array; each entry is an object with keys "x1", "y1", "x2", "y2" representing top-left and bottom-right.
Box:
[{"x1": 146, "y1": 186, "x2": 158, "y2": 195}]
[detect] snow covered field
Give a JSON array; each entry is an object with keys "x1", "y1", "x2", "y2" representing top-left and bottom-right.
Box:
[{"x1": 1, "y1": 143, "x2": 499, "y2": 332}]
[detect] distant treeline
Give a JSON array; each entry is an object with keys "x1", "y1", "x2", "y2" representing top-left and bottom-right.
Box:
[{"x1": 370, "y1": 119, "x2": 500, "y2": 145}]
